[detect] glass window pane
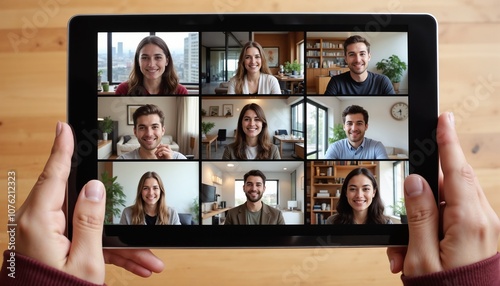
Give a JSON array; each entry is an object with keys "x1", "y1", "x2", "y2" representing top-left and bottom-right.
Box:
[
  {"x1": 111, "y1": 32, "x2": 149, "y2": 84},
  {"x1": 156, "y1": 32, "x2": 199, "y2": 84},
  {"x1": 97, "y1": 33, "x2": 108, "y2": 81}
]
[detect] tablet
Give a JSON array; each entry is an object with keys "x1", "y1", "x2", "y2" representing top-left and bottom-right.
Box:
[{"x1": 67, "y1": 13, "x2": 439, "y2": 247}]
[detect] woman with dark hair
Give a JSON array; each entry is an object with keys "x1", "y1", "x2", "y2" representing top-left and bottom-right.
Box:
[
  {"x1": 120, "y1": 171, "x2": 180, "y2": 225},
  {"x1": 227, "y1": 41, "x2": 281, "y2": 94},
  {"x1": 326, "y1": 167, "x2": 391, "y2": 224},
  {"x1": 222, "y1": 103, "x2": 280, "y2": 160},
  {"x1": 115, "y1": 35, "x2": 188, "y2": 95}
]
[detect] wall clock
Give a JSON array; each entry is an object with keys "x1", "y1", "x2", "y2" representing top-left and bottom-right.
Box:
[{"x1": 391, "y1": 102, "x2": 408, "y2": 120}]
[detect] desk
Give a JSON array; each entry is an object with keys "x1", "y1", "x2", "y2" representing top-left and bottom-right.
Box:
[
  {"x1": 275, "y1": 75, "x2": 304, "y2": 94},
  {"x1": 201, "y1": 207, "x2": 231, "y2": 220},
  {"x1": 294, "y1": 143, "x2": 305, "y2": 159},
  {"x1": 273, "y1": 135, "x2": 304, "y2": 157},
  {"x1": 202, "y1": 134, "x2": 218, "y2": 159}
]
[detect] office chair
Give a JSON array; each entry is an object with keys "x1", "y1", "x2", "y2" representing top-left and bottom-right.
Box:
[{"x1": 217, "y1": 129, "x2": 227, "y2": 145}]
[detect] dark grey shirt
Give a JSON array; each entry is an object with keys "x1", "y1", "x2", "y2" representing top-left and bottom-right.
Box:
[{"x1": 324, "y1": 71, "x2": 395, "y2": 95}]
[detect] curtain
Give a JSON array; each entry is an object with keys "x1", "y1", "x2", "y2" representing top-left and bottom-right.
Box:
[{"x1": 176, "y1": 96, "x2": 199, "y2": 158}]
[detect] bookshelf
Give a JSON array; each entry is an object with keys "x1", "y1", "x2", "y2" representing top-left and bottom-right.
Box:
[{"x1": 308, "y1": 161, "x2": 378, "y2": 224}]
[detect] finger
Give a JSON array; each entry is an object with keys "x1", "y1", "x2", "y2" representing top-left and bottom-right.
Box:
[
  {"x1": 23, "y1": 122, "x2": 74, "y2": 212},
  {"x1": 386, "y1": 247, "x2": 407, "y2": 273},
  {"x1": 67, "y1": 180, "x2": 106, "y2": 284},
  {"x1": 436, "y1": 112, "x2": 474, "y2": 205},
  {"x1": 403, "y1": 174, "x2": 442, "y2": 276},
  {"x1": 104, "y1": 249, "x2": 165, "y2": 277}
]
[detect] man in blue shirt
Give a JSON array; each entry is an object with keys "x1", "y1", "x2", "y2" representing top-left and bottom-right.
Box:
[
  {"x1": 325, "y1": 105, "x2": 388, "y2": 159},
  {"x1": 324, "y1": 35, "x2": 395, "y2": 95}
]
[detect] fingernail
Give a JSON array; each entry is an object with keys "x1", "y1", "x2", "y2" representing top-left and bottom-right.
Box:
[
  {"x1": 56, "y1": 121, "x2": 62, "y2": 137},
  {"x1": 85, "y1": 181, "x2": 104, "y2": 202},
  {"x1": 449, "y1": 112, "x2": 455, "y2": 129},
  {"x1": 390, "y1": 259, "x2": 394, "y2": 272},
  {"x1": 405, "y1": 175, "x2": 423, "y2": 197}
]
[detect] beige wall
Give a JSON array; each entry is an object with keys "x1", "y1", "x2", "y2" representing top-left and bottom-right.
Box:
[{"x1": 1, "y1": 1, "x2": 499, "y2": 285}]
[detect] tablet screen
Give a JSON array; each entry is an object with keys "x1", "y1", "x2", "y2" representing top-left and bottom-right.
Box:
[{"x1": 68, "y1": 13, "x2": 438, "y2": 247}]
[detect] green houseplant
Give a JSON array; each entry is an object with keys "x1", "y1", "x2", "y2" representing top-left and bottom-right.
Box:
[
  {"x1": 284, "y1": 60, "x2": 301, "y2": 75},
  {"x1": 389, "y1": 198, "x2": 407, "y2": 224},
  {"x1": 97, "y1": 69, "x2": 103, "y2": 91},
  {"x1": 101, "y1": 171, "x2": 126, "y2": 224},
  {"x1": 98, "y1": 116, "x2": 114, "y2": 141},
  {"x1": 328, "y1": 123, "x2": 347, "y2": 144},
  {"x1": 201, "y1": 121, "x2": 215, "y2": 138},
  {"x1": 375, "y1": 55, "x2": 407, "y2": 92}
]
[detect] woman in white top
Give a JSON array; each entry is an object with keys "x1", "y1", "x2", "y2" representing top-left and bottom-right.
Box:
[
  {"x1": 222, "y1": 103, "x2": 280, "y2": 160},
  {"x1": 227, "y1": 41, "x2": 281, "y2": 94}
]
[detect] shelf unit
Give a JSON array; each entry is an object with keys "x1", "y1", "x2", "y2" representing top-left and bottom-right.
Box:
[
  {"x1": 305, "y1": 37, "x2": 349, "y2": 93},
  {"x1": 307, "y1": 161, "x2": 378, "y2": 224}
]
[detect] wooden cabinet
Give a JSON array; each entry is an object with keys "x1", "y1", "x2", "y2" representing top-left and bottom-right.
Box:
[
  {"x1": 305, "y1": 37, "x2": 349, "y2": 93},
  {"x1": 307, "y1": 161, "x2": 378, "y2": 224}
]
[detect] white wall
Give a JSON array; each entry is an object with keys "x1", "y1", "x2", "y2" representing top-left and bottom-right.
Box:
[
  {"x1": 309, "y1": 96, "x2": 409, "y2": 155},
  {"x1": 307, "y1": 31, "x2": 408, "y2": 90},
  {"x1": 201, "y1": 97, "x2": 293, "y2": 138},
  {"x1": 111, "y1": 162, "x2": 199, "y2": 222},
  {"x1": 97, "y1": 96, "x2": 178, "y2": 139}
]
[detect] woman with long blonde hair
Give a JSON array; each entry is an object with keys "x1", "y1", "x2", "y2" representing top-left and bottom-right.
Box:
[
  {"x1": 227, "y1": 41, "x2": 281, "y2": 94},
  {"x1": 120, "y1": 171, "x2": 180, "y2": 225}
]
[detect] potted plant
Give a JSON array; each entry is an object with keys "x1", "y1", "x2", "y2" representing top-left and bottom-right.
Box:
[
  {"x1": 201, "y1": 108, "x2": 207, "y2": 116},
  {"x1": 98, "y1": 116, "x2": 113, "y2": 141},
  {"x1": 389, "y1": 198, "x2": 407, "y2": 224},
  {"x1": 201, "y1": 121, "x2": 215, "y2": 138},
  {"x1": 284, "y1": 60, "x2": 302, "y2": 75},
  {"x1": 101, "y1": 171, "x2": 126, "y2": 224},
  {"x1": 375, "y1": 55, "x2": 407, "y2": 92},
  {"x1": 328, "y1": 123, "x2": 347, "y2": 144},
  {"x1": 189, "y1": 197, "x2": 200, "y2": 225}
]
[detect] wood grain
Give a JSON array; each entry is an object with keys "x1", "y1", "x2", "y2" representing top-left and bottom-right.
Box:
[{"x1": 1, "y1": 1, "x2": 499, "y2": 285}]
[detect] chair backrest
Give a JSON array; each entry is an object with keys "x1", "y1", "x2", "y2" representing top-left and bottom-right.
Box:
[
  {"x1": 275, "y1": 129, "x2": 288, "y2": 135},
  {"x1": 217, "y1": 129, "x2": 227, "y2": 140}
]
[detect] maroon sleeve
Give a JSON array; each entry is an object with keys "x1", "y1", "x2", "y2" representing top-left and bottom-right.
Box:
[
  {"x1": 402, "y1": 252, "x2": 500, "y2": 286},
  {"x1": 114, "y1": 82, "x2": 129, "y2": 95},
  {"x1": 176, "y1": 84, "x2": 189, "y2": 94},
  {"x1": 1, "y1": 251, "x2": 105, "y2": 286}
]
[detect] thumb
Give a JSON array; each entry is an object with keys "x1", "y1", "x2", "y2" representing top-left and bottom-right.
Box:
[
  {"x1": 402, "y1": 174, "x2": 441, "y2": 276},
  {"x1": 68, "y1": 180, "x2": 106, "y2": 284}
]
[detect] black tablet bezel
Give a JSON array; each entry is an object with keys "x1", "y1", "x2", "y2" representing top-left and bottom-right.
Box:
[{"x1": 68, "y1": 13, "x2": 438, "y2": 247}]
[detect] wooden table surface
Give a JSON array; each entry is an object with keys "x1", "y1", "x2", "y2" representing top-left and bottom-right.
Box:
[{"x1": 1, "y1": 1, "x2": 499, "y2": 285}]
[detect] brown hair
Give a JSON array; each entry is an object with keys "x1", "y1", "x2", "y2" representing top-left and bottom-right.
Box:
[
  {"x1": 342, "y1": 105, "x2": 369, "y2": 124},
  {"x1": 127, "y1": 35, "x2": 180, "y2": 95},
  {"x1": 233, "y1": 41, "x2": 272, "y2": 94},
  {"x1": 131, "y1": 171, "x2": 171, "y2": 225},
  {"x1": 343, "y1": 35, "x2": 371, "y2": 55},
  {"x1": 332, "y1": 167, "x2": 389, "y2": 224},
  {"x1": 229, "y1": 103, "x2": 273, "y2": 159},
  {"x1": 133, "y1": 104, "x2": 165, "y2": 128}
]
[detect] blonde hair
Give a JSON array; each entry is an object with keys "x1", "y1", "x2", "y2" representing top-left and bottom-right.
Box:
[
  {"x1": 233, "y1": 41, "x2": 272, "y2": 94},
  {"x1": 131, "y1": 171, "x2": 171, "y2": 225}
]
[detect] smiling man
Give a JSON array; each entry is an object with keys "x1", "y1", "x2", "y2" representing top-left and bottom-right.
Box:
[
  {"x1": 117, "y1": 104, "x2": 187, "y2": 160},
  {"x1": 324, "y1": 35, "x2": 395, "y2": 95},
  {"x1": 324, "y1": 105, "x2": 388, "y2": 159},
  {"x1": 224, "y1": 170, "x2": 285, "y2": 225}
]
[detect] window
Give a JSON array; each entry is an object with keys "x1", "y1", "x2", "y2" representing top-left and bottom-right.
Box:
[
  {"x1": 392, "y1": 161, "x2": 409, "y2": 214},
  {"x1": 306, "y1": 99, "x2": 328, "y2": 159},
  {"x1": 234, "y1": 180, "x2": 279, "y2": 207},
  {"x1": 97, "y1": 32, "x2": 199, "y2": 85},
  {"x1": 291, "y1": 100, "x2": 304, "y2": 139}
]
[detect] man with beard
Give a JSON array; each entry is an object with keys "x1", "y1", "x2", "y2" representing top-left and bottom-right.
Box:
[
  {"x1": 325, "y1": 105, "x2": 388, "y2": 159},
  {"x1": 224, "y1": 170, "x2": 285, "y2": 225},
  {"x1": 324, "y1": 35, "x2": 395, "y2": 95},
  {"x1": 117, "y1": 104, "x2": 186, "y2": 159}
]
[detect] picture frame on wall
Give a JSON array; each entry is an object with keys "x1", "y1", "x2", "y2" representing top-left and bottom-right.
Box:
[
  {"x1": 223, "y1": 104, "x2": 233, "y2": 117},
  {"x1": 263, "y1": 47, "x2": 279, "y2": 67},
  {"x1": 127, "y1": 104, "x2": 143, "y2": 125},
  {"x1": 209, "y1": 106, "x2": 219, "y2": 116}
]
